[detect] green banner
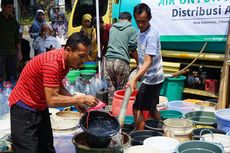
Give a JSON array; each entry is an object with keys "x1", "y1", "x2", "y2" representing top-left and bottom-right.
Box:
[{"x1": 160, "y1": 35, "x2": 227, "y2": 42}]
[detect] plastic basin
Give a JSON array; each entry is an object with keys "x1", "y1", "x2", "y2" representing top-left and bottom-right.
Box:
[
  {"x1": 124, "y1": 145, "x2": 161, "y2": 153},
  {"x1": 160, "y1": 110, "x2": 183, "y2": 120},
  {"x1": 176, "y1": 140, "x2": 224, "y2": 153},
  {"x1": 184, "y1": 111, "x2": 216, "y2": 126},
  {"x1": 215, "y1": 109, "x2": 230, "y2": 133},
  {"x1": 79, "y1": 110, "x2": 120, "y2": 148},
  {"x1": 194, "y1": 101, "x2": 217, "y2": 112},
  {"x1": 145, "y1": 119, "x2": 164, "y2": 132},
  {"x1": 167, "y1": 101, "x2": 194, "y2": 114},
  {"x1": 122, "y1": 123, "x2": 135, "y2": 134},
  {"x1": 72, "y1": 132, "x2": 131, "y2": 153},
  {"x1": 129, "y1": 130, "x2": 163, "y2": 146},
  {"x1": 202, "y1": 133, "x2": 230, "y2": 153},
  {"x1": 192, "y1": 128, "x2": 226, "y2": 140}
]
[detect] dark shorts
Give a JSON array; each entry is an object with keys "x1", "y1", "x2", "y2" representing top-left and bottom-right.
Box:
[
  {"x1": 133, "y1": 83, "x2": 162, "y2": 113},
  {"x1": 10, "y1": 103, "x2": 55, "y2": 153}
]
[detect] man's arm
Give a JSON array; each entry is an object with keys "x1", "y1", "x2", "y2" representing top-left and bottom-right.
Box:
[
  {"x1": 44, "y1": 86, "x2": 98, "y2": 108},
  {"x1": 59, "y1": 83, "x2": 72, "y2": 96},
  {"x1": 128, "y1": 54, "x2": 153, "y2": 92},
  {"x1": 131, "y1": 49, "x2": 138, "y2": 66}
]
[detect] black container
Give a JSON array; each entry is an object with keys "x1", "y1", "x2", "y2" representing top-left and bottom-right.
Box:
[
  {"x1": 129, "y1": 130, "x2": 163, "y2": 146},
  {"x1": 122, "y1": 124, "x2": 135, "y2": 134},
  {"x1": 96, "y1": 89, "x2": 108, "y2": 105},
  {"x1": 72, "y1": 132, "x2": 131, "y2": 153},
  {"x1": 192, "y1": 128, "x2": 226, "y2": 140},
  {"x1": 144, "y1": 119, "x2": 164, "y2": 133},
  {"x1": 79, "y1": 110, "x2": 120, "y2": 148}
]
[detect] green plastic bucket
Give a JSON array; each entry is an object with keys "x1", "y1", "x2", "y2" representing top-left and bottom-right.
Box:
[
  {"x1": 80, "y1": 69, "x2": 97, "y2": 81},
  {"x1": 66, "y1": 70, "x2": 81, "y2": 84},
  {"x1": 160, "y1": 110, "x2": 183, "y2": 120},
  {"x1": 184, "y1": 111, "x2": 216, "y2": 126},
  {"x1": 160, "y1": 75, "x2": 186, "y2": 101},
  {"x1": 176, "y1": 140, "x2": 224, "y2": 153}
]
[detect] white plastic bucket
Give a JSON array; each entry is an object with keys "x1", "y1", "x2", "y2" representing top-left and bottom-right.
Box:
[
  {"x1": 124, "y1": 145, "x2": 161, "y2": 153},
  {"x1": 202, "y1": 133, "x2": 230, "y2": 153},
  {"x1": 143, "y1": 136, "x2": 179, "y2": 153},
  {"x1": 157, "y1": 96, "x2": 168, "y2": 110}
]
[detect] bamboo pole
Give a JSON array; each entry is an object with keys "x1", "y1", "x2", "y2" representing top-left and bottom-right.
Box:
[{"x1": 217, "y1": 21, "x2": 230, "y2": 109}]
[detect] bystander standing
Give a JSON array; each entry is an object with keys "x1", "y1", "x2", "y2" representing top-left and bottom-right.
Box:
[
  {"x1": 127, "y1": 3, "x2": 164, "y2": 130},
  {"x1": 105, "y1": 12, "x2": 138, "y2": 98},
  {"x1": 0, "y1": 0, "x2": 22, "y2": 89},
  {"x1": 33, "y1": 23, "x2": 61, "y2": 55}
]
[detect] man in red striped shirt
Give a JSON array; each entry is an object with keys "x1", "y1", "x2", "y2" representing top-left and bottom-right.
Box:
[{"x1": 9, "y1": 32, "x2": 99, "y2": 153}]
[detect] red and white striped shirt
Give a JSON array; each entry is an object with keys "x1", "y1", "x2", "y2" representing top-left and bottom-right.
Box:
[{"x1": 9, "y1": 48, "x2": 69, "y2": 110}]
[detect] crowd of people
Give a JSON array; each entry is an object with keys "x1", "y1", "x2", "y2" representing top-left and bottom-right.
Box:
[{"x1": 1, "y1": 1, "x2": 164, "y2": 152}]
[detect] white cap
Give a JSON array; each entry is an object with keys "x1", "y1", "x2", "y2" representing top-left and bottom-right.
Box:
[{"x1": 36, "y1": 9, "x2": 44, "y2": 14}]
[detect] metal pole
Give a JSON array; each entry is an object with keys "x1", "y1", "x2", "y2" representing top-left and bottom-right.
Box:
[{"x1": 96, "y1": 0, "x2": 102, "y2": 79}]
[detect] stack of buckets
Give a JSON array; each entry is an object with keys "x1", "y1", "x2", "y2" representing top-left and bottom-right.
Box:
[{"x1": 66, "y1": 70, "x2": 81, "y2": 84}]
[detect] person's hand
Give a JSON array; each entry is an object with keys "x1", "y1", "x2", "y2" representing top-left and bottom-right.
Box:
[
  {"x1": 74, "y1": 95, "x2": 99, "y2": 113},
  {"x1": 18, "y1": 51, "x2": 22, "y2": 62},
  {"x1": 41, "y1": 31, "x2": 49, "y2": 39},
  {"x1": 126, "y1": 78, "x2": 137, "y2": 93}
]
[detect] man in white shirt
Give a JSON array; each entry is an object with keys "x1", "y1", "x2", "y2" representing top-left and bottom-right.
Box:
[
  {"x1": 127, "y1": 3, "x2": 164, "y2": 130},
  {"x1": 33, "y1": 23, "x2": 61, "y2": 55}
]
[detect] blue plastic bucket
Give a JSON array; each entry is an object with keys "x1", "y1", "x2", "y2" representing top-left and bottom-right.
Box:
[
  {"x1": 226, "y1": 131, "x2": 230, "y2": 136},
  {"x1": 215, "y1": 109, "x2": 230, "y2": 133}
]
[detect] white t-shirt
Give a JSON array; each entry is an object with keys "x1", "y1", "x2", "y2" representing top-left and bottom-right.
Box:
[
  {"x1": 137, "y1": 26, "x2": 164, "y2": 85},
  {"x1": 33, "y1": 36, "x2": 61, "y2": 55}
]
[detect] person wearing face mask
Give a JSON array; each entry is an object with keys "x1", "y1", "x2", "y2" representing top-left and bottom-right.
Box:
[
  {"x1": 9, "y1": 32, "x2": 99, "y2": 153},
  {"x1": 33, "y1": 23, "x2": 61, "y2": 55},
  {"x1": 29, "y1": 9, "x2": 47, "y2": 41}
]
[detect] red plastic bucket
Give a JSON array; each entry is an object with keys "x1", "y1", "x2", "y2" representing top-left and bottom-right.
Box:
[{"x1": 111, "y1": 89, "x2": 138, "y2": 116}]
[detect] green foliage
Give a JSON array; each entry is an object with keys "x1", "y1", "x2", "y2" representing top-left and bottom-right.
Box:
[{"x1": 19, "y1": 16, "x2": 34, "y2": 25}]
